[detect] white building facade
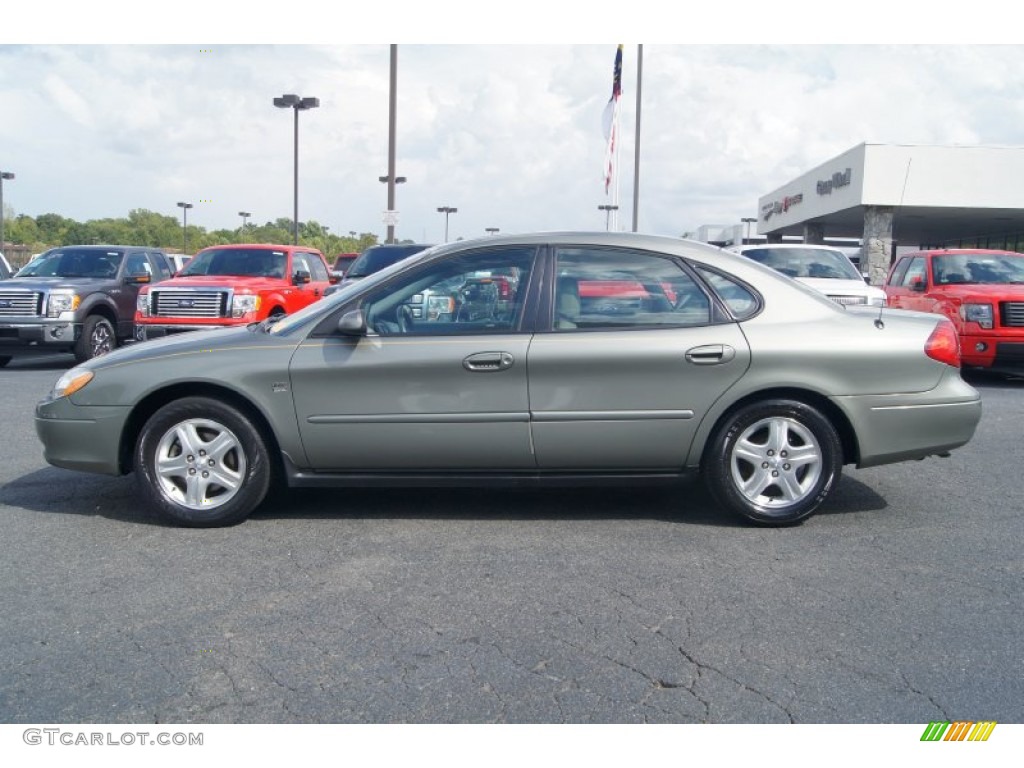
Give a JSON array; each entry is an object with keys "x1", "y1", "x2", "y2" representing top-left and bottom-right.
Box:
[{"x1": 754, "y1": 144, "x2": 1024, "y2": 284}]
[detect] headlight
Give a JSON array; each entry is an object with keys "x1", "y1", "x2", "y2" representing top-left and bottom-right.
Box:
[
  {"x1": 426, "y1": 295, "x2": 455, "y2": 320},
  {"x1": 231, "y1": 294, "x2": 261, "y2": 318},
  {"x1": 136, "y1": 292, "x2": 150, "y2": 317},
  {"x1": 867, "y1": 296, "x2": 887, "y2": 307},
  {"x1": 47, "y1": 290, "x2": 81, "y2": 318},
  {"x1": 50, "y1": 367, "x2": 94, "y2": 399},
  {"x1": 961, "y1": 303, "x2": 994, "y2": 329}
]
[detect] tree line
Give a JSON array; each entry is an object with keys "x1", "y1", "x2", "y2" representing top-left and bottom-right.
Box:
[{"x1": 2, "y1": 208, "x2": 381, "y2": 263}]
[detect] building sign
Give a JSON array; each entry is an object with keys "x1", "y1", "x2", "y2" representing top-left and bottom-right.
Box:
[
  {"x1": 817, "y1": 167, "x2": 852, "y2": 195},
  {"x1": 761, "y1": 193, "x2": 804, "y2": 221}
]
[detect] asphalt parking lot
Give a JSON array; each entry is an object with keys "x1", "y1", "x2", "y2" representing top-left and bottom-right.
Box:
[{"x1": 0, "y1": 354, "x2": 1021, "y2": 724}]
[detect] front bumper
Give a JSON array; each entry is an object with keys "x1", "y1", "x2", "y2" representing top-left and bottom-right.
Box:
[
  {"x1": 0, "y1": 320, "x2": 81, "y2": 353},
  {"x1": 832, "y1": 369, "x2": 982, "y2": 468},
  {"x1": 35, "y1": 397, "x2": 130, "y2": 475},
  {"x1": 960, "y1": 331, "x2": 1024, "y2": 373},
  {"x1": 135, "y1": 323, "x2": 232, "y2": 341}
]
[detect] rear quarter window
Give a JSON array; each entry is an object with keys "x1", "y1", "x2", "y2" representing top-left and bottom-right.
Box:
[{"x1": 694, "y1": 266, "x2": 761, "y2": 320}]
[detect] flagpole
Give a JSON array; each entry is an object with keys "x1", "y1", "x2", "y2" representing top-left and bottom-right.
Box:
[{"x1": 631, "y1": 44, "x2": 643, "y2": 232}]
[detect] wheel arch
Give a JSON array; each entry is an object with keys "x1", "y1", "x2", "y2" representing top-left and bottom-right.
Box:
[
  {"x1": 699, "y1": 387, "x2": 860, "y2": 469},
  {"x1": 81, "y1": 301, "x2": 119, "y2": 330},
  {"x1": 118, "y1": 382, "x2": 285, "y2": 481}
]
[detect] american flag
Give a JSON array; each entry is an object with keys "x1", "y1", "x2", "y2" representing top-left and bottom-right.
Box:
[{"x1": 602, "y1": 45, "x2": 623, "y2": 195}]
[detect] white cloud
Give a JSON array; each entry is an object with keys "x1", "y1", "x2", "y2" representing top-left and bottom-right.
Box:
[{"x1": 3, "y1": 43, "x2": 1024, "y2": 244}]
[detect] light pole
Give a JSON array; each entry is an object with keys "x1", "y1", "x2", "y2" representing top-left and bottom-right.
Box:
[
  {"x1": 273, "y1": 93, "x2": 320, "y2": 245},
  {"x1": 741, "y1": 216, "x2": 757, "y2": 244},
  {"x1": 238, "y1": 211, "x2": 251, "y2": 241},
  {"x1": 379, "y1": 175, "x2": 406, "y2": 244},
  {"x1": 485, "y1": 227, "x2": 499, "y2": 236},
  {"x1": 598, "y1": 204, "x2": 619, "y2": 232},
  {"x1": 0, "y1": 171, "x2": 14, "y2": 252},
  {"x1": 383, "y1": 44, "x2": 400, "y2": 245},
  {"x1": 176, "y1": 201, "x2": 193, "y2": 254},
  {"x1": 437, "y1": 206, "x2": 458, "y2": 242}
]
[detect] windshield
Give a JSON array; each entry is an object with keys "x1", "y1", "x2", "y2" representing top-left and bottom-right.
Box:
[
  {"x1": 270, "y1": 248, "x2": 438, "y2": 335},
  {"x1": 742, "y1": 247, "x2": 862, "y2": 281},
  {"x1": 933, "y1": 253, "x2": 1024, "y2": 284},
  {"x1": 346, "y1": 245, "x2": 431, "y2": 278},
  {"x1": 179, "y1": 248, "x2": 288, "y2": 278},
  {"x1": 15, "y1": 249, "x2": 124, "y2": 278}
]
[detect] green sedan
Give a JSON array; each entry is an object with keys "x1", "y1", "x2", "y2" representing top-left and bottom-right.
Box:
[{"x1": 35, "y1": 233, "x2": 982, "y2": 527}]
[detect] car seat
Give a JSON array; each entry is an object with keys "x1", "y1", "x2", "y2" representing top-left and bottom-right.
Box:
[{"x1": 555, "y1": 277, "x2": 580, "y2": 329}]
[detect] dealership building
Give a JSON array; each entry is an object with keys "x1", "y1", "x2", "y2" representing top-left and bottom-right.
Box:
[{"x1": 707, "y1": 143, "x2": 1024, "y2": 284}]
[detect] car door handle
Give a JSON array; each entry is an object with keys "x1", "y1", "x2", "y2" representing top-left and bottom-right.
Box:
[
  {"x1": 463, "y1": 352, "x2": 515, "y2": 372},
  {"x1": 685, "y1": 344, "x2": 736, "y2": 365}
]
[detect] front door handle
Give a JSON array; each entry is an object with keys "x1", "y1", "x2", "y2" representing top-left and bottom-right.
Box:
[
  {"x1": 685, "y1": 344, "x2": 736, "y2": 365},
  {"x1": 463, "y1": 352, "x2": 515, "y2": 372}
]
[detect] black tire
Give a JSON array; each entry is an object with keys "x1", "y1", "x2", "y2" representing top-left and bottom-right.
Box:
[
  {"x1": 0, "y1": 356, "x2": 11, "y2": 368},
  {"x1": 134, "y1": 396, "x2": 271, "y2": 527},
  {"x1": 74, "y1": 315, "x2": 117, "y2": 362},
  {"x1": 704, "y1": 399, "x2": 842, "y2": 526}
]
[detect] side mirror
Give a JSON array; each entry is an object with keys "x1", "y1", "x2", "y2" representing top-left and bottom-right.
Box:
[
  {"x1": 337, "y1": 309, "x2": 367, "y2": 336},
  {"x1": 126, "y1": 271, "x2": 151, "y2": 284},
  {"x1": 293, "y1": 269, "x2": 311, "y2": 285},
  {"x1": 910, "y1": 277, "x2": 926, "y2": 293}
]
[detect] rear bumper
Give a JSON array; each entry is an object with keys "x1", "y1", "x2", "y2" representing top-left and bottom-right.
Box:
[{"x1": 831, "y1": 370, "x2": 982, "y2": 468}]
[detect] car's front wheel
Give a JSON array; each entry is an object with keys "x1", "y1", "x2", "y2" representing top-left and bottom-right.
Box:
[
  {"x1": 0, "y1": 355, "x2": 10, "y2": 368},
  {"x1": 134, "y1": 397, "x2": 271, "y2": 527},
  {"x1": 704, "y1": 399, "x2": 842, "y2": 525},
  {"x1": 74, "y1": 315, "x2": 117, "y2": 362}
]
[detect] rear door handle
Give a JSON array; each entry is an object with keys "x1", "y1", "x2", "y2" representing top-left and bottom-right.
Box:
[
  {"x1": 685, "y1": 344, "x2": 736, "y2": 365},
  {"x1": 463, "y1": 352, "x2": 515, "y2": 372}
]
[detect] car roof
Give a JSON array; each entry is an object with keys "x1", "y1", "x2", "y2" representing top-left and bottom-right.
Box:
[
  {"x1": 734, "y1": 244, "x2": 848, "y2": 253},
  {"x1": 43, "y1": 244, "x2": 158, "y2": 250},
  {"x1": 902, "y1": 248, "x2": 1022, "y2": 257}
]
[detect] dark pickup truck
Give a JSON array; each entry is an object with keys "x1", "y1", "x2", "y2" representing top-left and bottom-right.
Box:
[{"x1": 0, "y1": 244, "x2": 173, "y2": 367}]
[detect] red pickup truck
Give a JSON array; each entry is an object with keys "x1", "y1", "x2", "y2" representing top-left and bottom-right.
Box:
[
  {"x1": 135, "y1": 243, "x2": 333, "y2": 340},
  {"x1": 884, "y1": 248, "x2": 1024, "y2": 373}
]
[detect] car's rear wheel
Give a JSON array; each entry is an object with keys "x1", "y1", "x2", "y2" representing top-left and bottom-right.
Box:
[
  {"x1": 704, "y1": 399, "x2": 842, "y2": 525},
  {"x1": 74, "y1": 315, "x2": 116, "y2": 362},
  {"x1": 134, "y1": 397, "x2": 271, "y2": 527},
  {"x1": 0, "y1": 356, "x2": 10, "y2": 368}
]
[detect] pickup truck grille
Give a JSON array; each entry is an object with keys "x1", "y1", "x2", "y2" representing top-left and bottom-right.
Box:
[
  {"x1": 826, "y1": 294, "x2": 867, "y2": 306},
  {"x1": 151, "y1": 289, "x2": 228, "y2": 319},
  {"x1": 0, "y1": 291, "x2": 43, "y2": 317},
  {"x1": 1001, "y1": 302, "x2": 1024, "y2": 328}
]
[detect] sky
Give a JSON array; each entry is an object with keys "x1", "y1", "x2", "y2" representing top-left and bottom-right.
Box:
[{"x1": 2, "y1": 3, "x2": 1022, "y2": 246}]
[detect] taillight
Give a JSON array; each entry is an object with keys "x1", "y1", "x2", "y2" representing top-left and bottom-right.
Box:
[{"x1": 924, "y1": 320, "x2": 961, "y2": 367}]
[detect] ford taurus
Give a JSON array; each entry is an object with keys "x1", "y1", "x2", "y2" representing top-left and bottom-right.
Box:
[{"x1": 35, "y1": 233, "x2": 982, "y2": 527}]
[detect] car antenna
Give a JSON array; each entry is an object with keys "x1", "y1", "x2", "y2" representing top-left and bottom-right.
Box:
[{"x1": 876, "y1": 157, "x2": 913, "y2": 330}]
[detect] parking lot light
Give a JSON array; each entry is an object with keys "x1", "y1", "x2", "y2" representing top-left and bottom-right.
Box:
[{"x1": 176, "y1": 201, "x2": 193, "y2": 254}]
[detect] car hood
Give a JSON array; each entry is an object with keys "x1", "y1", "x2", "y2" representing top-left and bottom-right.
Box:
[
  {"x1": 797, "y1": 277, "x2": 885, "y2": 296},
  {"x1": 151, "y1": 276, "x2": 290, "y2": 290},
  {"x1": 84, "y1": 325, "x2": 291, "y2": 371},
  {"x1": 931, "y1": 283, "x2": 1024, "y2": 300},
  {"x1": 4, "y1": 277, "x2": 115, "y2": 291}
]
